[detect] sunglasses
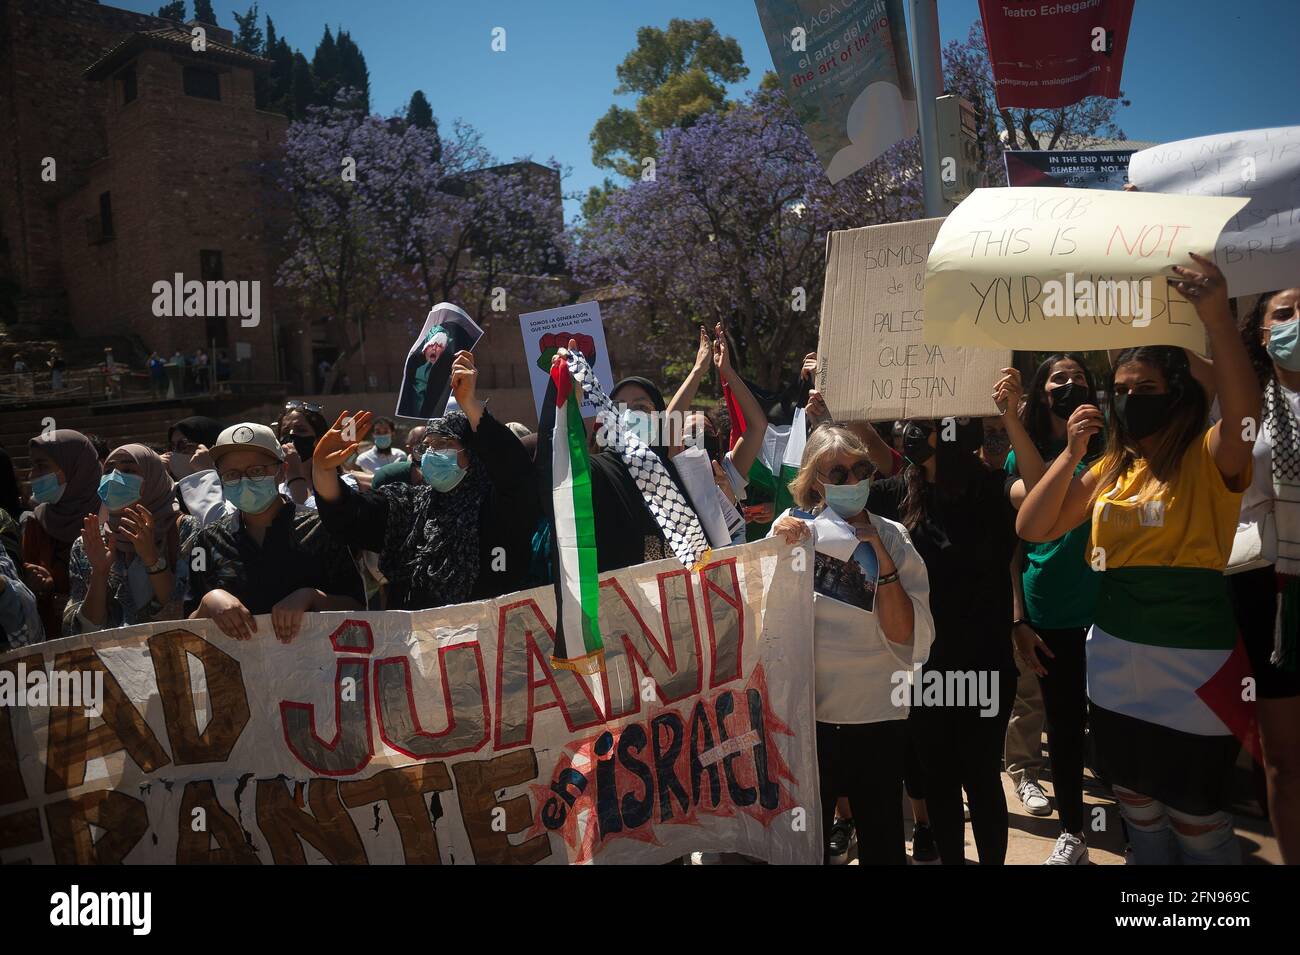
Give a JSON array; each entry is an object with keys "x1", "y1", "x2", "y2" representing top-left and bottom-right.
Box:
[
  {"x1": 819, "y1": 461, "x2": 875, "y2": 485},
  {"x1": 285, "y1": 400, "x2": 323, "y2": 415}
]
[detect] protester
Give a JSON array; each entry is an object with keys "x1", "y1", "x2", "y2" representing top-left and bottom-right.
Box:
[
  {"x1": 0, "y1": 544, "x2": 42, "y2": 650},
  {"x1": 276, "y1": 400, "x2": 335, "y2": 508},
  {"x1": 1017, "y1": 254, "x2": 1259, "y2": 865},
  {"x1": 22, "y1": 430, "x2": 102, "y2": 636},
  {"x1": 770, "y1": 424, "x2": 934, "y2": 864},
  {"x1": 312, "y1": 350, "x2": 539, "y2": 607},
  {"x1": 162, "y1": 416, "x2": 222, "y2": 480},
  {"x1": 354, "y1": 416, "x2": 407, "y2": 472},
  {"x1": 185, "y1": 423, "x2": 365, "y2": 641},
  {"x1": 1226, "y1": 285, "x2": 1300, "y2": 864},
  {"x1": 149, "y1": 352, "x2": 166, "y2": 398},
  {"x1": 996, "y1": 356, "x2": 1104, "y2": 864},
  {"x1": 194, "y1": 348, "x2": 210, "y2": 392},
  {"x1": 371, "y1": 425, "x2": 427, "y2": 490},
  {"x1": 666, "y1": 323, "x2": 769, "y2": 546},
  {"x1": 48, "y1": 348, "x2": 65, "y2": 391},
  {"x1": 64, "y1": 445, "x2": 195, "y2": 635},
  {"x1": 869, "y1": 416, "x2": 1019, "y2": 865}
]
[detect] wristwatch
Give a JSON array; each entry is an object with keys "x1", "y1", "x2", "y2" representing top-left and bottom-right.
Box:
[{"x1": 145, "y1": 555, "x2": 169, "y2": 575}]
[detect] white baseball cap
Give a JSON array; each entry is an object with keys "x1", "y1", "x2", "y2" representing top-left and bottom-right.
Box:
[{"x1": 212, "y1": 422, "x2": 285, "y2": 463}]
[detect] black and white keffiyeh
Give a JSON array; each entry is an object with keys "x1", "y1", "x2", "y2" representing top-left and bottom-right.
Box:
[
  {"x1": 1266, "y1": 376, "x2": 1300, "y2": 575},
  {"x1": 566, "y1": 351, "x2": 710, "y2": 569}
]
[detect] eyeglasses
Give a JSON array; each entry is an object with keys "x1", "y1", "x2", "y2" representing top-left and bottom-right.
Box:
[
  {"x1": 285, "y1": 400, "x2": 323, "y2": 415},
  {"x1": 818, "y1": 461, "x2": 875, "y2": 485},
  {"x1": 219, "y1": 465, "x2": 277, "y2": 485},
  {"x1": 417, "y1": 439, "x2": 462, "y2": 455}
]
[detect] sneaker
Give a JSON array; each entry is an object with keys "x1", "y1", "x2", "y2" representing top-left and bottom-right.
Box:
[
  {"x1": 911, "y1": 822, "x2": 939, "y2": 863},
  {"x1": 827, "y1": 817, "x2": 854, "y2": 863},
  {"x1": 1017, "y1": 778, "x2": 1052, "y2": 816},
  {"x1": 1044, "y1": 832, "x2": 1089, "y2": 865}
]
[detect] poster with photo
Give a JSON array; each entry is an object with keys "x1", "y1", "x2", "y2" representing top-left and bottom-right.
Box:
[
  {"x1": 395, "y1": 302, "x2": 484, "y2": 420},
  {"x1": 794, "y1": 508, "x2": 880, "y2": 613}
]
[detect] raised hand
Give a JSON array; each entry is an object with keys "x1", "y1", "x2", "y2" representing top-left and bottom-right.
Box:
[
  {"x1": 694, "y1": 325, "x2": 712, "y2": 372},
  {"x1": 801, "y1": 352, "x2": 818, "y2": 382},
  {"x1": 712, "y1": 322, "x2": 733, "y2": 376},
  {"x1": 1171, "y1": 252, "x2": 1231, "y2": 328},
  {"x1": 450, "y1": 350, "x2": 479, "y2": 408},
  {"x1": 992, "y1": 367, "x2": 1024, "y2": 416},
  {"x1": 314, "y1": 409, "x2": 372, "y2": 471},
  {"x1": 117, "y1": 503, "x2": 157, "y2": 566},
  {"x1": 1065, "y1": 405, "x2": 1104, "y2": 460},
  {"x1": 81, "y1": 513, "x2": 113, "y2": 578}
]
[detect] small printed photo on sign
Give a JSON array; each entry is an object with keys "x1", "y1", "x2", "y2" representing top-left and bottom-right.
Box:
[
  {"x1": 794, "y1": 508, "x2": 880, "y2": 613},
  {"x1": 395, "y1": 302, "x2": 484, "y2": 421}
]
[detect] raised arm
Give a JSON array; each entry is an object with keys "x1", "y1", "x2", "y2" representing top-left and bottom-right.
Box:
[
  {"x1": 994, "y1": 367, "x2": 1046, "y2": 506},
  {"x1": 715, "y1": 323, "x2": 768, "y2": 477},
  {"x1": 1016, "y1": 405, "x2": 1103, "y2": 542},
  {"x1": 665, "y1": 326, "x2": 713, "y2": 427},
  {"x1": 1172, "y1": 253, "x2": 1259, "y2": 484}
]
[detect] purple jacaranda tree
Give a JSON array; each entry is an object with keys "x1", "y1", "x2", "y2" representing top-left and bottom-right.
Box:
[
  {"x1": 274, "y1": 92, "x2": 567, "y2": 390},
  {"x1": 570, "y1": 88, "x2": 923, "y2": 389}
]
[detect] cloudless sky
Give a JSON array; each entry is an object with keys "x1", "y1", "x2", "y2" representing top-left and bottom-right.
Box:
[{"x1": 113, "y1": 0, "x2": 1300, "y2": 221}]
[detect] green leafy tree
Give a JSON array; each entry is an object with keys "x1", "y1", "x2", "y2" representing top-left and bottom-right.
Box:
[
  {"x1": 192, "y1": 0, "x2": 217, "y2": 25},
  {"x1": 589, "y1": 18, "x2": 747, "y2": 179},
  {"x1": 156, "y1": 2, "x2": 186, "y2": 20},
  {"x1": 290, "y1": 51, "x2": 314, "y2": 119},
  {"x1": 232, "y1": 4, "x2": 263, "y2": 55}
]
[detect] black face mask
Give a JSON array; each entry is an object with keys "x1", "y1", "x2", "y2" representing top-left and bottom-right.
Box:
[
  {"x1": 291, "y1": 435, "x2": 318, "y2": 460},
  {"x1": 1114, "y1": 392, "x2": 1173, "y2": 440},
  {"x1": 902, "y1": 424, "x2": 935, "y2": 465},
  {"x1": 1049, "y1": 382, "x2": 1089, "y2": 420}
]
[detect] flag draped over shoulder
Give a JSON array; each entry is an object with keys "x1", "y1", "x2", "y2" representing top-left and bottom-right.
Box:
[{"x1": 538, "y1": 356, "x2": 603, "y2": 675}]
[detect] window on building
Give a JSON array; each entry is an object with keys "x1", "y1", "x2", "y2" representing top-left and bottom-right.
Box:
[
  {"x1": 200, "y1": 250, "x2": 228, "y2": 348},
  {"x1": 119, "y1": 65, "x2": 137, "y2": 104},
  {"x1": 98, "y1": 192, "x2": 115, "y2": 239},
  {"x1": 182, "y1": 66, "x2": 220, "y2": 101}
]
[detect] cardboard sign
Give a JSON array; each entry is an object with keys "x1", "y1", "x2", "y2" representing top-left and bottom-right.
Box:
[
  {"x1": 754, "y1": 0, "x2": 917, "y2": 184},
  {"x1": 817, "y1": 216, "x2": 1007, "y2": 422},
  {"x1": 979, "y1": 0, "x2": 1135, "y2": 109},
  {"x1": 520, "y1": 301, "x2": 615, "y2": 420},
  {"x1": 0, "y1": 540, "x2": 819, "y2": 865},
  {"x1": 923, "y1": 187, "x2": 1248, "y2": 352},
  {"x1": 1004, "y1": 149, "x2": 1137, "y2": 191},
  {"x1": 1129, "y1": 126, "x2": 1300, "y2": 298}
]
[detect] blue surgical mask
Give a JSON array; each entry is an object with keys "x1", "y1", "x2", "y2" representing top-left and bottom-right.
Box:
[
  {"x1": 30, "y1": 473, "x2": 65, "y2": 505},
  {"x1": 98, "y1": 470, "x2": 143, "y2": 511},
  {"x1": 1267, "y1": 319, "x2": 1300, "y2": 371},
  {"x1": 421, "y1": 449, "x2": 466, "y2": 492},
  {"x1": 222, "y1": 475, "x2": 280, "y2": 514},
  {"x1": 374, "y1": 434, "x2": 393, "y2": 450},
  {"x1": 621, "y1": 410, "x2": 656, "y2": 446},
  {"x1": 823, "y1": 479, "x2": 872, "y2": 519}
]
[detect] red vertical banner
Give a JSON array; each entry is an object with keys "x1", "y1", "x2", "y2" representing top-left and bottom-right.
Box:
[{"x1": 979, "y1": 0, "x2": 1135, "y2": 109}]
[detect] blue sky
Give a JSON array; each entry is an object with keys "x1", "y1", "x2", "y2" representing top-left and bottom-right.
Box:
[{"x1": 114, "y1": 0, "x2": 1300, "y2": 221}]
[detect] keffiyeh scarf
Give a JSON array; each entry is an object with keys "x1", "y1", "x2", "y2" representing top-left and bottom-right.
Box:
[
  {"x1": 1265, "y1": 376, "x2": 1300, "y2": 671},
  {"x1": 567, "y1": 351, "x2": 710, "y2": 570}
]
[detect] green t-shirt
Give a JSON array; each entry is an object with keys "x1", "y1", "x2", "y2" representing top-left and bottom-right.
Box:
[{"x1": 1006, "y1": 446, "x2": 1100, "y2": 630}]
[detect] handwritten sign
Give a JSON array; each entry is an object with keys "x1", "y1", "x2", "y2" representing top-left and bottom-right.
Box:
[
  {"x1": 1129, "y1": 126, "x2": 1300, "y2": 298},
  {"x1": 922, "y1": 187, "x2": 1248, "y2": 352},
  {"x1": 817, "y1": 217, "x2": 1006, "y2": 421},
  {"x1": 0, "y1": 540, "x2": 819, "y2": 865}
]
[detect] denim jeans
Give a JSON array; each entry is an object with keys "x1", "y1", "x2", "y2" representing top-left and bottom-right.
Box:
[{"x1": 1115, "y1": 786, "x2": 1242, "y2": 864}]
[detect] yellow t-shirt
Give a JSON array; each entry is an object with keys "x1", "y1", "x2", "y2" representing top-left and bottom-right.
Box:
[{"x1": 1088, "y1": 429, "x2": 1250, "y2": 572}]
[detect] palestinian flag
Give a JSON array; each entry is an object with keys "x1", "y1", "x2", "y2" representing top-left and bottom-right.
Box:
[
  {"x1": 1087, "y1": 566, "x2": 1260, "y2": 814},
  {"x1": 744, "y1": 407, "x2": 807, "y2": 540},
  {"x1": 538, "y1": 356, "x2": 604, "y2": 677}
]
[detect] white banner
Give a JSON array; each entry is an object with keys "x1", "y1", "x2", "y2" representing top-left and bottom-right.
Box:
[{"x1": 0, "y1": 539, "x2": 819, "y2": 865}]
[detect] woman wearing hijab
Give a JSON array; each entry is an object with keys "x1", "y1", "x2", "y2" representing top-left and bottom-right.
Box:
[
  {"x1": 64, "y1": 444, "x2": 197, "y2": 635},
  {"x1": 313, "y1": 350, "x2": 539, "y2": 607},
  {"x1": 23, "y1": 430, "x2": 102, "y2": 636}
]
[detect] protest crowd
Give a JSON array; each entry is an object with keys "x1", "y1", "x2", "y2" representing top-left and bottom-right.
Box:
[{"x1": 5, "y1": 263, "x2": 1299, "y2": 867}]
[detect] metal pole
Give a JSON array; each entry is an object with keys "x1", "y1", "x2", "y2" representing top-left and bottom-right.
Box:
[{"x1": 908, "y1": 0, "x2": 947, "y2": 217}]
